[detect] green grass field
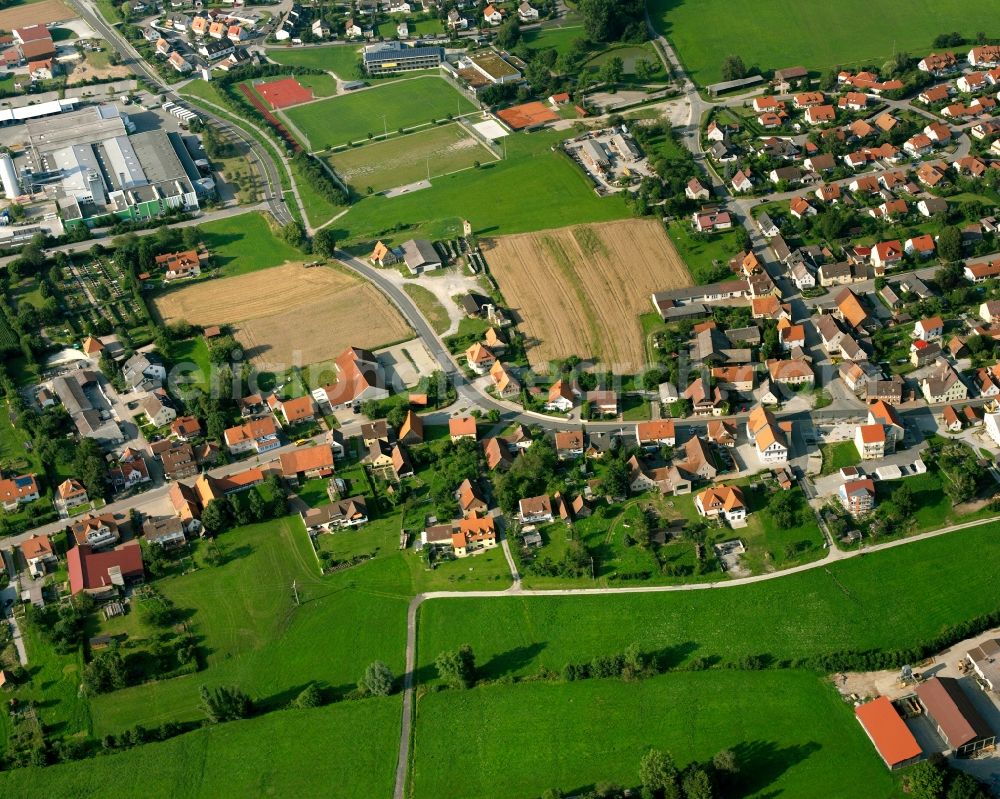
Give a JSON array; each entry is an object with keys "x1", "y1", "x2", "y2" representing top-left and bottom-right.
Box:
[
  {"x1": 0, "y1": 699, "x2": 400, "y2": 798},
  {"x1": 166, "y1": 337, "x2": 212, "y2": 394},
  {"x1": 334, "y1": 131, "x2": 630, "y2": 244},
  {"x1": 0, "y1": 405, "x2": 40, "y2": 474},
  {"x1": 266, "y1": 44, "x2": 363, "y2": 79},
  {"x1": 402, "y1": 283, "x2": 451, "y2": 334},
  {"x1": 522, "y1": 25, "x2": 588, "y2": 55},
  {"x1": 418, "y1": 521, "x2": 1000, "y2": 677},
  {"x1": 412, "y1": 671, "x2": 895, "y2": 799},
  {"x1": 666, "y1": 220, "x2": 743, "y2": 284},
  {"x1": 651, "y1": 0, "x2": 1000, "y2": 86},
  {"x1": 283, "y1": 75, "x2": 477, "y2": 150},
  {"x1": 199, "y1": 212, "x2": 303, "y2": 276},
  {"x1": 327, "y1": 123, "x2": 495, "y2": 194},
  {"x1": 377, "y1": 18, "x2": 443, "y2": 38},
  {"x1": 820, "y1": 441, "x2": 861, "y2": 475},
  {"x1": 88, "y1": 518, "x2": 408, "y2": 736}
]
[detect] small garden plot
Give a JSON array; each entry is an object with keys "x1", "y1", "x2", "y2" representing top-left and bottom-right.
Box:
[
  {"x1": 326, "y1": 123, "x2": 495, "y2": 194},
  {"x1": 282, "y1": 75, "x2": 477, "y2": 151}
]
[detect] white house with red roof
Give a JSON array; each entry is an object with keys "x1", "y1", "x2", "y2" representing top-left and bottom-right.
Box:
[{"x1": 870, "y1": 240, "x2": 903, "y2": 270}]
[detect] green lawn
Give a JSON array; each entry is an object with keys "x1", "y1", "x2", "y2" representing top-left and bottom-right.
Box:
[
  {"x1": 522, "y1": 25, "x2": 588, "y2": 56},
  {"x1": 290, "y1": 73, "x2": 338, "y2": 97},
  {"x1": 0, "y1": 405, "x2": 40, "y2": 475},
  {"x1": 412, "y1": 671, "x2": 895, "y2": 799},
  {"x1": 820, "y1": 441, "x2": 861, "y2": 475},
  {"x1": 402, "y1": 283, "x2": 451, "y2": 334},
  {"x1": 0, "y1": 698, "x2": 400, "y2": 798},
  {"x1": 878, "y1": 469, "x2": 993, "y2": 535},
  {"x1": 49, "y1": 26, "x2": 78, "y2": 41},
  {"x1": 199, "y1": 212, "x2": 303, "y2": 275},
  {"x1": 10, "y1": 622, "x2": 90, "y2": 744},
  {"x1": 266, "y1": 44, "x2": 364, "y2": 79},
  {"x1": 739, "y1": 486, "x2": 826, "y2": 572},
  {"x1": 335, "y1": 131, "x2": 630, "y2": 244},
  {"x1": 88, "y1": 517, "x2": 409, "y2": 736},
  {"x1": 326, "y1": 123, "x2": 496, "y2": 194},
  {"x1": 418, "y1": 520, "x2": 1000, "y2": 677},
  {"x1": 283, "y1": 75, "x2": 477, "y2": 150},
  {"x1": 650, "y1": 0, "x2": 1000, "y2": 86},
  {"x1": 377, "y1": 18, "x2": 443, "y2": 38},
  {"x1": 166, "y1": 337, "x2": 212, "y2": 394},
  {"x1": 665, "y1": 220, "x2": 742, "y2": 284},
  {"x1": 294, "y1": 477, "x2": 331, "y2": 508}
]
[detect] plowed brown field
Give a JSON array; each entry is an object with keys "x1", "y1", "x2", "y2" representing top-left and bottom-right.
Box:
[
  {"x1": 153, "y1": 263, "x2": 411, "y2": 368},
  {"x1": 0, "y1": 0, "x2": 74, "y2": 28},
  {"x1": 484, "y1": 219, "x2": 692, "y2": 370}
]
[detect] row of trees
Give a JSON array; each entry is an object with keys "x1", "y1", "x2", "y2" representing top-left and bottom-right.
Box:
[
  {"x1": 540, "y1": 746, "x2": 741, "y2": 799},
  {"x1": 200, "y1": 476, "x2": 288, "y2": 535}
]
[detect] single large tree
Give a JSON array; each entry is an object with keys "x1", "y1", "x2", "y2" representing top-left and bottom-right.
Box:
[
  {"x1": 720, "y1": 54, "x2": 746, "y2": 81},
  {"x1": 360, "y1": 661, "x2": 395, "y2": 696},
  {"x1": 435, "y1": 644, "x2": 476, "y2": 689}
]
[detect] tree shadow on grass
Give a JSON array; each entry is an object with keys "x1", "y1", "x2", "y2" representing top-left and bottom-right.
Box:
[
  {"x1": 479, "y1": 642, "x2": 547, "y2": 679},
  {"x1": 201, "y1": 232, "x2": 244, "y2": 267},
  {"x1": 651, "y1": 640, "x2": 700, "y2": 670},
  {"x1": 732, "y1": 739, "x2": 822, "y2": 796}
]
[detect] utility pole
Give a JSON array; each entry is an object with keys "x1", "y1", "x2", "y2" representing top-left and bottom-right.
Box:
[
  {"x1": 292, "y1": 580, "x2": 300, "y2": 606},
  {"x1": 381, "y1": 113, "x2": 388, "y2": 139}
]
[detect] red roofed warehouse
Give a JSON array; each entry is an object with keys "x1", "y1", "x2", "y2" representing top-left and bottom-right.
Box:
[
  {"x1": 855, "y1": 696, "x2": 923, "y2": 769},
  {"x1": 68, "y1": 543, "x2": 145, "y2": 598}
]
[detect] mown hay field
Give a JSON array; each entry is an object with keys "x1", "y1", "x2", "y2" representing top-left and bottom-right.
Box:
[
  {"x1": 484, "y1": 219, "x2": 691, "y2": 370},
  {"x1": 153, "y1": 262, "x2": 410, "y2": 368}
]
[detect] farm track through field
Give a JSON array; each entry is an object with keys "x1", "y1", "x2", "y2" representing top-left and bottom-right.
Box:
[{"x1": 485, "y1": 219, "x2": 693, "y2": 370}]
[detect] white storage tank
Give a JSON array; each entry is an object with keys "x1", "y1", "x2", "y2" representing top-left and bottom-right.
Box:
[{"x1": 0, "y1": 153, "x2": 19, "y2": 200}]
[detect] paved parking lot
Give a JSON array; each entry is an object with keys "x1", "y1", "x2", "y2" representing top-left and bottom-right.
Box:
[{"x1": 376, "y1": 339, "x2": 437, "y2": 391}]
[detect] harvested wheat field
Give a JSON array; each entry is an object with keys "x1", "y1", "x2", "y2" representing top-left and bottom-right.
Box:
[
  {"x1": 483, "y1": 219, "x2": 691, "y2": 370},
  {"x1": 0, "y1": 0, "x2": 74, "y2": 28},
  {"x1": 153, "y1": 263, "x2": 411, "y2": 368}
]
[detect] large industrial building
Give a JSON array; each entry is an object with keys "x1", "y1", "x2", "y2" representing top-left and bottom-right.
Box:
[{"x1": 10, "y1": 104, "x2": 209, "y2": 228}]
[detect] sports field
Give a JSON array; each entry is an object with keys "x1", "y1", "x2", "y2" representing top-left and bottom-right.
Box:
[
  {"x1": 326, "y1": 123, "x2": 495, "y2": 193},
  {"x1": 651, "y1": 0, "x2": 1000, "y2": 86},
  {"x1": 153, "y1": 262, "x2": 411, "y2": 369},
  {"x1": 336, "y1": 131, "x2": 631, "y2": 244},
  {"x1": 0, "y1": 699, "x2": 401, "y2": 797},
  {"x1": 484, "y1": 219, "x2": 691, "y2": 369},
  {"x1": 282, "y1": 75, "x2": 477, "y2": 150},
  {"x1": 418, "y1": 520, "x2": 1000, "y2": 676},
  {"x1": 412, "y1": 671, "x2": 894, "y2": 799},
  {"x1": 88, "y1": 518, "x2": 409, "y2": 735}
]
